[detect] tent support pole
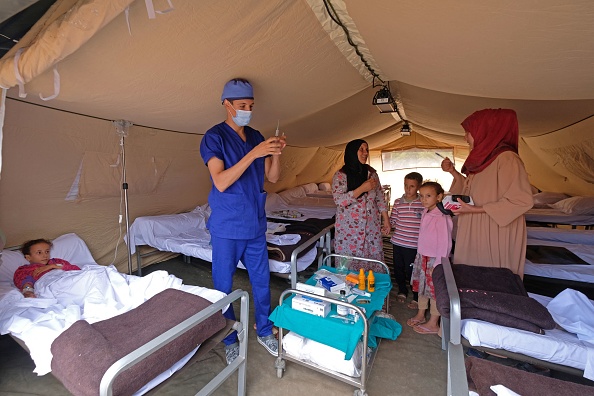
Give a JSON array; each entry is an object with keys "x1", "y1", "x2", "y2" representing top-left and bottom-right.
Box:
[{"x1": 121, "y1": 135, "x2": 135, "y2": 276}]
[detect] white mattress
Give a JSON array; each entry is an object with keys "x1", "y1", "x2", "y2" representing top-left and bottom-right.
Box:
[
  {"x1": 527, "y1": 226, "x2": 594, "y2": 245},
  {"x1": 525, "y1": 238, "x2": 594, "y2": 283},
  {"x1": 265, "y1": 193, "x2": 336, "y2": 221},
  {"x1": 461, "y1": 293, "x2": 594, "y2": 380},
  {"x1": 128, "y1": 207, "x2": 319, "y2": 273},
  {"x1": 525, "y1": 208, "x2": 594, "y2": 226}
]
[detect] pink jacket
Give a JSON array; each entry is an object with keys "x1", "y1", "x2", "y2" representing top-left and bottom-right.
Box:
[{"x1": 416, "y1": 208, "x2": 453, "y2": 260}]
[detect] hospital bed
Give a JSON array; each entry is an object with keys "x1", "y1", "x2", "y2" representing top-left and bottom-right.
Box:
[
  {"x1": 524, "y1": 226, "x2": 594, "y2": 299},
  {"x1": 525, "y1": 208, "x2": 594, "y2": 228},
  {"x1": 435, "y1": 258, "x2": 594, "y2": 396},
  {"x1": 0, "y1": 233, "x2": 249, "y2": 396},
  {"x1": 129, "y1": 198, "x2": 335, "y2": 289}
]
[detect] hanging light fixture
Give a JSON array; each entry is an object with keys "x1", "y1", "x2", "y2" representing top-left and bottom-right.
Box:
[
  {"x1": 400, "y1": 122, "x2": 412, "y2": 136},
  {"x1": 372, "y1": 85, "x2": 398, "y2": 113}
]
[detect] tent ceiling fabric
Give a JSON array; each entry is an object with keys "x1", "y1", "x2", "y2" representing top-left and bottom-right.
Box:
[{"x1": 1, "y1": 0, "x2": 593, "y2": 146}]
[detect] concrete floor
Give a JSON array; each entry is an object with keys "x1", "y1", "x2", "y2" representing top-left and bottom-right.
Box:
[{"x1": 0, "y1": 256, "x2": 451, "y2": 396}]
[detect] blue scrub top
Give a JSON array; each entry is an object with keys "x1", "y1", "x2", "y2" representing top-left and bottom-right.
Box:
[{"x1": 200, "y1": 122, "x2": 267, "y2": 240}]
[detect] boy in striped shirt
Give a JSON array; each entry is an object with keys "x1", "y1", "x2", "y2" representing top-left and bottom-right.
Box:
[{"x1": 389, "y1": 172, "x2": 424, "y2": 308}]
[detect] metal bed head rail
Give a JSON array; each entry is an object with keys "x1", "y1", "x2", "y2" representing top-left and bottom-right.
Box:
[
  {"x1": 288, "y1": 223, "x2": 334, "y2": 289},
  {"x1": 100, "y1": 289, "x2": 250, "y2": 396},
  {"x1": 439, "y1": 257, "x2": 469, "y2": 396}
]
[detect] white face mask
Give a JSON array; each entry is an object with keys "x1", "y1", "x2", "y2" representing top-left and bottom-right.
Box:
[{"x1": 232, "y1": 109, "x2": 252, "y2": 126}]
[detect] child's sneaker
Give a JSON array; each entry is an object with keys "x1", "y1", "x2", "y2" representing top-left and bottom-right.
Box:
[
  {"x1": 224, "y1": 342, "x2": 240, "y2": 365},
  {"x1": 257, "y1": 334, "x2": 278, "y2": 356}
]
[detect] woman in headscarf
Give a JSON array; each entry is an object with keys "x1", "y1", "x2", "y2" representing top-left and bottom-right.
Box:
[
  {"x1": 332, "y1": 139, "x2": 391, "y2": 272},
  {"x1": 441, "y1": 109, "x2": 533, "y2": 276}
]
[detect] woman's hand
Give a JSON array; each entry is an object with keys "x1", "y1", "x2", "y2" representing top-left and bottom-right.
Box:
[
  {"x1": 441, "y1": 157, "x2": 456, "y2": 173},
  {"x1": 451, "y1": 198, "x2": 484, "y2": 215},
  {"x1": 360, "y1": 177, "x2": 378, "y2": 193}
]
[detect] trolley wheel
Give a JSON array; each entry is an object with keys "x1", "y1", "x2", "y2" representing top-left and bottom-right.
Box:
[
  {"x1": 277, "y1": 367, "x2": 284, "y2": 378},
  {"x1": 353, "y1": 390, "x2": 367, "y2": 396}
]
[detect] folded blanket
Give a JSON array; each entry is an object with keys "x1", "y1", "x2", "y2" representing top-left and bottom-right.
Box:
[
  {"x1": 466, "y1": 357, "x2": 594, "y2": 396},
  {"x1": 267, "y1": 217, "x2": 334, "y2": 262},
  {"x1": 434, "y1": 264, "x2": 555, "y2": 333},
  {"x1": 51, "y1": 288, "x2": 226, "y2": 396}
]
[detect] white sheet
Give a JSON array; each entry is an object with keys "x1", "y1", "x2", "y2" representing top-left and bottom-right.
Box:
[
  {"x1": 265, "y1": 193, "x2": 336, "y2": 221},
  {"x1": 527, "y1": 227, "x2": 594, "y2": 245},
  {"x1": 525, "y1": 238, "x2": 594, "y2": 282},
  {"x1": 525, "y1": 208, "x2": 594, "y2": 226},
  {"x1": 282, "y1": 330, "x2": 362, "y2": 378},
  {"x1": 461, "y1": 293, "x2": 594, "y2": 380},
  {"x1": 128, "y1": 208, "x2": 321, "y2": 273},
  {"x1": 0, "y1": 265, "x2": 226, "y2": 376}
]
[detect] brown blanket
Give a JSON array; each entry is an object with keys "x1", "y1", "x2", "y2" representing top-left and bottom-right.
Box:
[
  {"x1": 51, "y1": 289, "x2": 226, "y2": 396},
  {"x1": 466, "y1": 357, "x2": 593, "y2": 396},
  {"x1": 267, "y1": 217, "x2": 334, "y2": 262},
  {"x1": 434, "y1": 264, "x2": 555, "y2": 333}
]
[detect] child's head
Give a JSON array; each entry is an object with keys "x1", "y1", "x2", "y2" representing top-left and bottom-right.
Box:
[
  {"x1": 404, "y1": 172, "x2": 423, "y2": 199},
  {"x1": 419, "y1": 181, "x2": 445, "y2": 211},
  {"x1": 21, "y1": 239, "x2": 52, "y2": 265}
]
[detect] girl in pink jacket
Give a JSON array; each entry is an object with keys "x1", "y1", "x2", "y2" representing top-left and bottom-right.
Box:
[{"x1": 407, "y1": 182, "x2": 453, "y2": 335}]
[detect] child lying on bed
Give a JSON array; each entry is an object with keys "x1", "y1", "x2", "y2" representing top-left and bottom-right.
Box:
[{"x1": 13, "y1": 238, "x2": 80, "y2": 298}]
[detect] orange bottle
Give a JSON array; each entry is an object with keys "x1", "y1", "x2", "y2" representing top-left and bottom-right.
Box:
[
  {"x1": 367, "y1": 270, "x2": 375, "y2": 292},
  {"x1": 358, "y1": 268, "x2": 366, "y2": 290}
]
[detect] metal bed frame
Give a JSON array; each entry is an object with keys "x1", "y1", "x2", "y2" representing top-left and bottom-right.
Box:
[
  {"x1": 439, "y1": 257, "x2": 587, "y2": 396},
  {"x1": 100, "y1": 289, "x2": 250, "y2": 396},
  {"x1": 274, "y1": 254, "x2": 390, "y2": 396},
  {"x1": 133, "y1": 223, "x2": 334, "y2": 289}
]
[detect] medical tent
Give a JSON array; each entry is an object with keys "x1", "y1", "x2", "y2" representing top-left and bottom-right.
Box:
[{"x1": 0, "y1": 0, "x2": 592, "y2": 271}]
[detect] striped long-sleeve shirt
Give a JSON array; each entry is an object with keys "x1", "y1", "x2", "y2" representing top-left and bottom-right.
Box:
[{"x1": 389, "y1": 195, "x2": 424, "y2": 249}]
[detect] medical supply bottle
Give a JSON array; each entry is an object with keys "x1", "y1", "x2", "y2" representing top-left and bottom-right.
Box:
[
  {"x1": 337, "y1": 290, "x2": 348, "y2": 316},
  {"x1": 358, "y1": 268, "x2": 366, "y2": 290},
  {"x1": 367, "y1": 270, "x2": 375, "y2": 292}
]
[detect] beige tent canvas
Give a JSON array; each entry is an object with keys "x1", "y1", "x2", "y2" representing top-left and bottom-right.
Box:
[{"x1": 0, "y1": 0, "x2": 593, "y2": 271}]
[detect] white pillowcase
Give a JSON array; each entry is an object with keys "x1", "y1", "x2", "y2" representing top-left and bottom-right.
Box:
[
  {"x1": 301, "y1": 183, "x2": 319, "y2": 194},
  {"x1": 532, "y1": 192, "x2": 570, "y2": 208},
  {"x1": 278, "y1": 186, "x2": 306, "y2": 201},
  {"x1": 318, "y1": 182, "x2": 331, "y2": 191},
  {"x1": 0, "y1": 233, "x2": 97, "y2": 283},
  {"x1": 549, "y1": 196, "x2": 594, "y2": 215}
]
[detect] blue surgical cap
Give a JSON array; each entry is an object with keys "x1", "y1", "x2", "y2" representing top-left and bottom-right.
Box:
[{"x1": 221, "y1": 79, "x2": 254, "y2": 102}]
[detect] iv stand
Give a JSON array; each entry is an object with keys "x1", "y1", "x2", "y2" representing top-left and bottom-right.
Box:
[{"x1": 113, "y1": 120, "x2": 136, "y2": 275}]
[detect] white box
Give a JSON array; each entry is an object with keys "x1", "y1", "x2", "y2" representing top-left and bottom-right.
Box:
[
  {"x1": 318, "y1": 275, "x2": 346, "y2": 293},
  {"x1": 292, "y1": 295, "x2": 330, "y2": 318},
  {"x1": 296, "y1": 282, "x2": 327, "y2": 297}
]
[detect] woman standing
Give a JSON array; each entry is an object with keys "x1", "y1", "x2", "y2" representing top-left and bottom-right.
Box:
[
  {"x1": 332, "y1": 139, "x2": 391, "y2": 272},
  {"x1": 441, "y1": 108, "x2": 533, "y2": 276}
]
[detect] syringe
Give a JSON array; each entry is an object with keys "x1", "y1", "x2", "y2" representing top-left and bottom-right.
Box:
[{"x1": 275, "y1": 120, "x2": 280, "y2": 137}]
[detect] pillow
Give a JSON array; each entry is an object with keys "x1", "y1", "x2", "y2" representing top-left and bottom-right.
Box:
[
  {"x1": 0, "y1": 250, "x2": 28, "y2": 283},
  {"x1": 0, "y1": 233, "x2": 97, "y2": 283},
  {"x1": 549, "y1": 196, "x2": 594, "y2": 215},
  {"x1": 532, "y1": 192, "x2": 570, "y2": 208},
  {"x1": 278, "y1": 186, "x2": 306, "y2": 201},
  {"x1": 301, "y1": 183, "x2": 319, "y2": 194},
  {"x1": 318, "y1": 182, "x2": 331, "y2": 191}
]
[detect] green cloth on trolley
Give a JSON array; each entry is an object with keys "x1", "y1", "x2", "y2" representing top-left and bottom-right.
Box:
[{"x1": 269, "y1": 266, "x2": 392, "y2": 360}]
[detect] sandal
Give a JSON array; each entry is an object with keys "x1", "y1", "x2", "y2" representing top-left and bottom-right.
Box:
[
  {"x1": 396, "y1": 293, "x2": 406, "y2": 303},
  {"x1": 407, "y1": 300, "x2": 418, "y2": 310},
  {"x1": 413, "y1": 324, "x2": 439, "y2": 335},
  {"x1": 406, "y1": 317, "x2": 426, "y2": 327}
]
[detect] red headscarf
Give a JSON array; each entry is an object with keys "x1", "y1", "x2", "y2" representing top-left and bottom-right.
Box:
[{"x1": 460, "y1": 108, "x2": 519, "y2": 175}]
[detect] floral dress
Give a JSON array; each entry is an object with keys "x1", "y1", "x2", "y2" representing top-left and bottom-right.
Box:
[{"x1": 332, "y1": 170, "x2": 388, "y2": 273}]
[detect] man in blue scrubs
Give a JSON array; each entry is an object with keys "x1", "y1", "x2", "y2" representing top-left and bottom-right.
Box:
[{"x1": 200, "y1": 78, "x2": 285, "y2": 364}]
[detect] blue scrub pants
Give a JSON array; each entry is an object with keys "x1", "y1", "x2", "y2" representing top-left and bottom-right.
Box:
[{"x1": 211, "y1": 234, "x2": 273, "y2": 345}]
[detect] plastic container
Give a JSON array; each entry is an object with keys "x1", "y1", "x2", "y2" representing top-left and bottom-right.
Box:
[
  {"x1": 358, "y1": 268, "x2": 366, "y2": 290},
  {"x1": 367, "y1": 270, "x2": 375, "y2": 292},
  {"x1": 337, "y1": 289, "x2": 348, "y2": 316}
]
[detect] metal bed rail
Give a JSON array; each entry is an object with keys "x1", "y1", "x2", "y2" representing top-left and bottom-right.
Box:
[
  {"x1": 100, "y1": 289, "x2": 250, "y2": 396},
  {"x1": 288, "y1": 223, "x2": 334, "y2": 289},
  {"x1": 275, "y1": 289, "x2": 377, "y2": 396},
  {"x1": 439, "y1": 257, "x2": 469, "y2": 396}
]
